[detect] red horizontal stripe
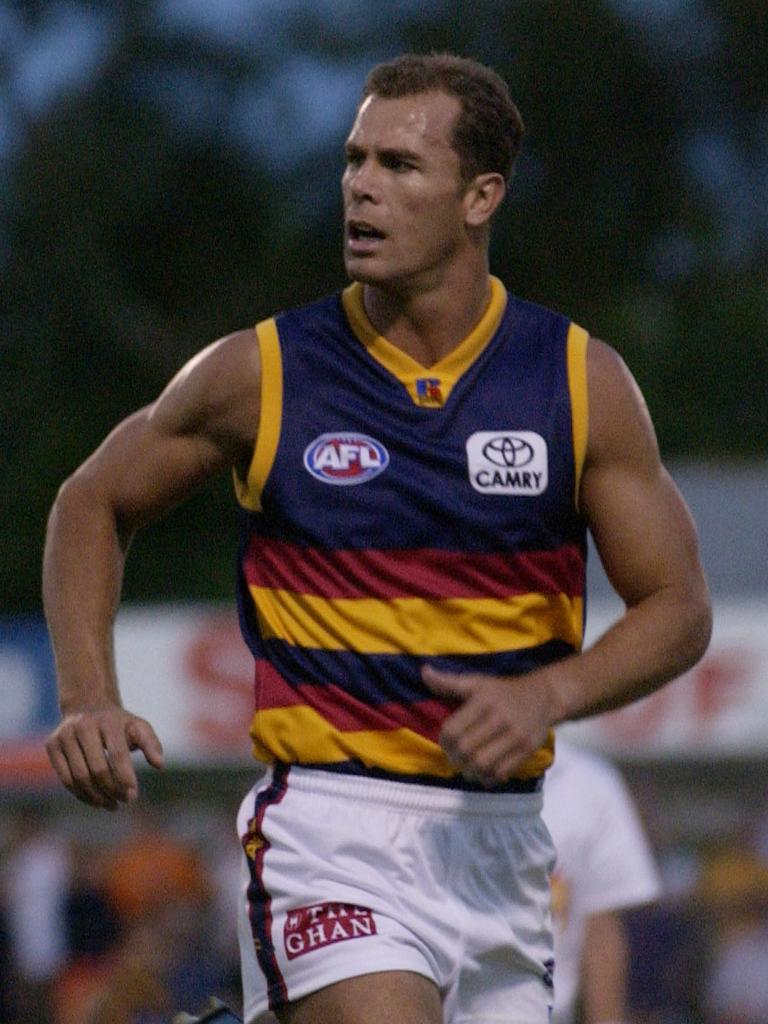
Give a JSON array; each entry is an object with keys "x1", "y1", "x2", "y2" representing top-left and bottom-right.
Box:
[
  {"x1": 256, "y1": 660, "x2": 449, "y2": 741},
  {"x1": 244, "y1": 536, "x2": 584, "y2": 600}
]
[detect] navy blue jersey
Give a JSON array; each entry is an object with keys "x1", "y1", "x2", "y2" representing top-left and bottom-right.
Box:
[{"x1": 235, "y1": 277, "x2": 589, "y2": 784}]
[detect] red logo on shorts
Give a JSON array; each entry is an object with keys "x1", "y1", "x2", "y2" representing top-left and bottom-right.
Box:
[{"x1": 284, "y1": 902, "x2": 377, "y2": 960}]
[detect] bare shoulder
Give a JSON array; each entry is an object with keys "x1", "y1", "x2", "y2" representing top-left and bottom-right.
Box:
[
  {"x1": 149, "y1": 327, "x2": 260, "y2": 463},
  {"x1": 585, "y1": 336, "x2": 659, "y2": 468},
  {"x1": 580, "y1": 336, "x2": 708, "y2": 608}
]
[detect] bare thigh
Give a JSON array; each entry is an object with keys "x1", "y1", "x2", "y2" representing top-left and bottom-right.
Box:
[{"x1": 273, "y1": 970, "x2": 442, "y2": 1024}]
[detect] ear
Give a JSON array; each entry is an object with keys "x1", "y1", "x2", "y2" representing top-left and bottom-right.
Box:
[{"x1": 463, "y1": 172, "x2": 506, "y2": 227}]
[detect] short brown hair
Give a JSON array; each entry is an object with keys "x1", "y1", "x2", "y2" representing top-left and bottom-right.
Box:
[{"x1": 362, "y1": 53, "x2": 524, "y2": 185}]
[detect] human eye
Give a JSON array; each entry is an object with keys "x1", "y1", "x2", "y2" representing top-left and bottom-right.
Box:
[
  {"x1": 345, "y1": 146, "x2": 364, "y2": 167},
  {"x1": 382, "y1": 152, "x2": 416, "y2": 173}
]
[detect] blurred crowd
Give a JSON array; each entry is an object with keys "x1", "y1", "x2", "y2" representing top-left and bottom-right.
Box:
[
  {"x1": 625, "y1": 837, "x2": 768, "y2": 1024},
  {"x1": 2, "y1": 781, "x2": 768, "y2": 1024},
  {"x1": 624, "y1": 783, "x2": 768, "y2": 1024},
  {"x1": 0, "y1": 799, "x2": 243, "y2": 1024}
]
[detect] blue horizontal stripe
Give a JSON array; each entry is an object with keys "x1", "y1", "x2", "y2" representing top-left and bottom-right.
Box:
[
  {"x1": 302, "y1": 761, "x2": 544, "y2": 793},
  {"x1": 260, "y1": 638, "x2": 576, "y2": 707}
]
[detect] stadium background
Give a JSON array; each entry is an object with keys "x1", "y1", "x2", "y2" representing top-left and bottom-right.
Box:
[{"x1": 1, "y1": 1, "x2": 767, "y2": 1021}]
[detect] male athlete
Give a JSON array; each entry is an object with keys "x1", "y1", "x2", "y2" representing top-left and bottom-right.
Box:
[{"x1": 44, "y1": 54, "x2": 711, "y2": 1024}]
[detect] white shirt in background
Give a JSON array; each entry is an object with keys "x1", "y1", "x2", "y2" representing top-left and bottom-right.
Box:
[{"x1": 542, "y1": 740, "x2": 661, "y2": 1024}]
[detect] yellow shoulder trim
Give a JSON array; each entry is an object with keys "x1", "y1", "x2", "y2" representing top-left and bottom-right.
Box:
[
  {"x1": 233, "y1": 318, "x2": 283, "y2": 512},
  {"x1": 567, "y1": 323, "x2": 589, "y2": 510}
]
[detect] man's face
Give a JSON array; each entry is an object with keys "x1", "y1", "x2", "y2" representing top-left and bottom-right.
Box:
[{"x1": 342, "y1": 90, "x2": 472, "y2": 289}]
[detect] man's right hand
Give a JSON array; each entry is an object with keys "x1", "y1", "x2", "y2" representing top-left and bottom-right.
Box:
[{"x1": 46, "y1": 706, "x2": 164, "y2": 810}]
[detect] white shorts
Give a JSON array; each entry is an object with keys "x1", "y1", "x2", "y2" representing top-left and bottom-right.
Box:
[{"x1": 237, "y1": 765, "x2": 555, "y2": 1024}]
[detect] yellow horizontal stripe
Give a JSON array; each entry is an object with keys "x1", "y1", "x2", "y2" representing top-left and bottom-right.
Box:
[
  {"x1": 251, "y1": 705, "x2": 454, "y2": 776},
  {"x1": 250, "y1": 705, "x2": 553, "y2": 780},
  {"x1": 251, "y1": 587, "x2": 584, "y2": 655}
]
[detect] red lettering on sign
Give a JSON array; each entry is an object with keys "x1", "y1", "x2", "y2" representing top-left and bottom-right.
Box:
[
  {"x1": 596, "y1": 647, "x2": 754, "y2": 744},
  {"x1": 692, "y1": 651, "x2": 749, "y2": 721},
  {"x1": 183, "y1": 615, "x2": 254, "y2": 754}
]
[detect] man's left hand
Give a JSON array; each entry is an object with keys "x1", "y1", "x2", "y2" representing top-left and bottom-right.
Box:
[{"x1": 421, "y1": 664, "x2": 554, "y2": 786}]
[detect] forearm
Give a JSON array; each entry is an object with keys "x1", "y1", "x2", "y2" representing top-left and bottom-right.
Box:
[
  {"x1": 43, "y1": 473, "x2": 130, "y2": 713},
  {"x1": 550, "y1": 579, "x2": 712, "y2": 724},
  {"x1": 42, "y1": 364, "x2": 245, "y2": 805},
  {"x1": 580, "y1": 912, "x2": 629, "y2": 1024},
  {"x1": 421, "y1": 577, "x2": 711, "y2": 786}
]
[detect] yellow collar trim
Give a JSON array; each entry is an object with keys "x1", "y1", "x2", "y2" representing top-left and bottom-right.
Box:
[{"x1": 341, "y1": 277, "x2": 508, "y2": 407}]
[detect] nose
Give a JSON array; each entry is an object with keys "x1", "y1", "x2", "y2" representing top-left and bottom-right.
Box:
[{"x1": 345, "y1": 158, "x2": 380, "y2": 203}]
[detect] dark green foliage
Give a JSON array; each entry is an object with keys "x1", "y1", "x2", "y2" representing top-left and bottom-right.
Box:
[{"x1": 1, "y1": 0, "x2": 765, "y2": 610}]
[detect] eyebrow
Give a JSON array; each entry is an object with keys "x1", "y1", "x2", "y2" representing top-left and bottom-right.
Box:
[{"x1": 345, "y1": 142, "x2": 423, "y2": 164}]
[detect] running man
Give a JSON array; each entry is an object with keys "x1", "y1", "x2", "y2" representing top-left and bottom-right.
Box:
[{"x1": 44, "y1": 53, "x2": 711, "y2": 1024}]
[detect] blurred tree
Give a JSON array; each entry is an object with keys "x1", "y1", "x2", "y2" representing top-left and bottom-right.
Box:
[{"x1": 1, "y1": 0, "x2": 765, "y2": 611}]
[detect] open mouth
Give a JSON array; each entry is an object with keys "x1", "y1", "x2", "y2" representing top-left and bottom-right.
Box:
[{"x1": 348, "y1": 221, "x2": 386, "y2": 243}]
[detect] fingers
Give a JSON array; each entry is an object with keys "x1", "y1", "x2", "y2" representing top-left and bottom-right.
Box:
[
  {"x1": 97, "y1": 717, "x2": 141, "y2": 804},
  {"x1": 423, "y1": 666, "x2": 547, "y2": 785},
  {"x1": 47, "y1": 722, "x2": 120, "y2": 810},
  {"x1": 438, "y1": 698, "x2": 488, "y2": 762},
  {"x1": 454, "y1": 731, "x2": 528, "y2": 786},
  {"x1": 421, "y1": 664, "x2": 473, "y2": 700},
  {"x1": 46, "y1": 709, "x2": 163, "y2": 810},
  {"x1": 443, "y1": 714, "x2": 523, "y2": 786},
  {"x1": 423, "y1": 665, "x2": 497, "y2": 777},
  {"x1": 126, "y1": 719, "x2": 165, "y2": 770}
]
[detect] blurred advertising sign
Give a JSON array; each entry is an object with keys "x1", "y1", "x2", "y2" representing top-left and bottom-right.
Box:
[
  {"x1": 567, "y1": 599, "x2": 768, "y2": 758},
  {"x1": 113, "y1": 605, "x2": 255, "y2": 766},
  {"x1": 0, "y1": 606, "x2": 254, "y2": 789},
  {"x1": 0, "y1": 619, "x2": 61, "y2": 787},
  {"x1": 1, "y1": 600, "x2": 767, "y2": 787}
]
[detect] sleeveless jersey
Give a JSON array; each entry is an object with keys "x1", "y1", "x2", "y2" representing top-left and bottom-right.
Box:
[{"x1": 234, "y1": 276, "x2": 589, "y2": 788}]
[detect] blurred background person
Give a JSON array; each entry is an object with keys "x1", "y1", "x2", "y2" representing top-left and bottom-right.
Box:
[
  {"x1": 697, "y1": 841, "x2": 768, "y2": 1024},
  {"x1": 2, "y1": 808, "x2": 71, "y2": 1024},
  {"x1": 51, "y1": 804, "x2": 233, "y2": 1024},
  {"x1": 542, "y1": 737, "x2": 661, "y2": 1024}
]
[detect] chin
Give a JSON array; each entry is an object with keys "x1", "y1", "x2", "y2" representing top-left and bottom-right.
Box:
[{"x1": 344, "y1": 259, "x2": 386, "y2": 285}]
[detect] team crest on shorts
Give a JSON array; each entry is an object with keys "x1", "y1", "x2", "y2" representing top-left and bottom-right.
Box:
[
  {"x1": 303, "y1": 433, "x2": 389, "y2": 485},
  {"x1": 242, "y1": 817, "x2": 265, "y2": 860},
  {"x1": 284, "y1": 902, "x2": 377, "y2": 959}
]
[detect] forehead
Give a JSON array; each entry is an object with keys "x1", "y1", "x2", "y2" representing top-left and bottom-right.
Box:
[{"x1": 347, "y1": 91, "x2": 461, "y2": 156}]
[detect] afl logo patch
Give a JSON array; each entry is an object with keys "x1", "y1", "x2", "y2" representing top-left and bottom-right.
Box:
[
  {"x1": 303, "y1": 432, "x2": 389, "y2": 485},
  {"x1": 466, "y1": 431, "x2": 548, "y2": 495}
]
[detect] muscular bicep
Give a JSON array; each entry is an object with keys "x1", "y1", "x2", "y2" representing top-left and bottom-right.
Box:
[
  {"x1": 71, "y1": 408, "x2": 225, "y2": 538},
  {"x1": 580, "y1": 340, "x2": 705, "y2": 609},
  {"x1": 69, "y1": 328, "x2": 259, "y2": 538}
]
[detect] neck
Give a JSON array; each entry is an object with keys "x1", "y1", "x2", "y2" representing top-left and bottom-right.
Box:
[{"x1": 361, "y1": 256, "x2": 493, "y2": 367}]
